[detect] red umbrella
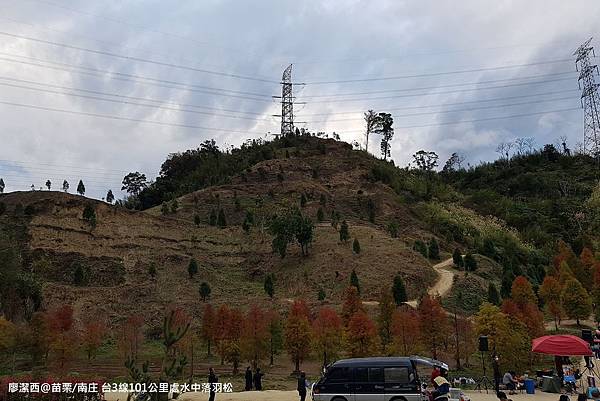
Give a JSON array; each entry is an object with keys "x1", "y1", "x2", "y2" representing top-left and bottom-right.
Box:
[{"x1": 532, "y1": 335, "x2": 593, "y2": 356}]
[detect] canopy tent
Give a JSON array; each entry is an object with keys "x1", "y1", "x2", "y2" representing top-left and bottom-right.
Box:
[{"x1": 532, "y1": 335, "x2": 593, "y2": 356}]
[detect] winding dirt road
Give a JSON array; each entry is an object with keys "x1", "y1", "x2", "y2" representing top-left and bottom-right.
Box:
[{"x1": 404, "y1": 257, "x2": 456, "y2": 308}]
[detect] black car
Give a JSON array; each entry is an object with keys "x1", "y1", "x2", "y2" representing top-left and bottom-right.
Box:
[{"x1": 312, "y1": 357, "x2": 426, "y2": 401}]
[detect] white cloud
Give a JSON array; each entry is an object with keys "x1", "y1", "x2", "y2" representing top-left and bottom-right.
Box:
[{"x1": 0, "y1": 0, "x2": 598, "y2": 198}]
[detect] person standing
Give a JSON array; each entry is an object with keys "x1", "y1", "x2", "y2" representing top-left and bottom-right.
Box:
[
  {"x1": 208, "y1": 367, "x2": 218, "y2": 401},
  {"x1": 245, "y1": 367, "x2": 253, "y2": 391},
  {"x1": 297, "y1": 371, "x2": 308, "y2": 401},
  {"x1": 254, "y1": 367, "x2": 264, "y2": 391}
]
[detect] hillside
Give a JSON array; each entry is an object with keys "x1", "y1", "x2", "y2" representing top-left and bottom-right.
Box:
[
  {"x1": 2, "y1": 136, "x2": 597, "y2": 329},
  {"x1": 0, "y1": 139, "x2": 445, "y2": 329}
]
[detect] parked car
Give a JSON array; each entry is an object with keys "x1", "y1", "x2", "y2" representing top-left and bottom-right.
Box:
[{"x1": 312, "y1": 356, "x2": 427, "y2": 401}]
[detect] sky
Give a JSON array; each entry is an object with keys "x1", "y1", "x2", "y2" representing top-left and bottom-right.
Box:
[{"x1": 0, "y1": 0, "x2": 599, "y2": 199}]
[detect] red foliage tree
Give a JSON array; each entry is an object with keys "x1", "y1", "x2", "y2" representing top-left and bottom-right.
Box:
[
  {"x1": 118, "y1": 314, "x2": 144, "y2": 361},
  {"x1": 312, "y1": 307, "x2": 343, "y2": 367},
  {"x1": 341, "y1": 286, "x2": 363, "y2": 326},
  {"x1": 417, "y1": 295, "x2": 447, "y2": 359},
  {"x1": 511, "y1": 276, "x2": 537, "y2": 307},
  {"x1": 346, "y1": 310, "x2": 377, "y2": 357},
  {"x1": 284, "y1": 300, "x2": 312, "y2": 373},
  {"x1": 80, "y1": 316, "x2": 107, "y2": 361},
  {"x1": 502, "y1": 278, "x2": 545, "y2": 338},
  {"x1": 540, "y1": 276, "x2": 564, "y2": 330},
  {"x1": 241, "y1": 305, "x2": 269, "y2": 369},
  {"x1": 580, "y1": 247, "x2": 600, "y2": 291},
  {"x1": 214, "y1": 304, "x2": 232, "y2": 365},
  {"x1": 391, "y1": 307, "x2": 421, "y2": 355},
  {"x1": 47, "y1": 305, "x2": 77, "y2": 374}
]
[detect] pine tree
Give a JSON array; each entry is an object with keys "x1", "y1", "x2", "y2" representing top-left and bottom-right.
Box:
[
  {"x1": 148, "y1": 264, "x2": 157, "y2": 279},
  {"x1": 318, "y1": 288, "x2": 326, "y2": 301},
  {"x1": 45, "y1": 180, "x2": 51, "y2": 190},
  {"x1": 242, "y1": 218, "x2": 251, "y2": 233},
  {"x1": 170, "y1": 199, "x2": 178, "y2": 213},
  {"x1": 161, "y1": 202, "x2": 169, "y2": 215},
  {"x1": 217, "y1": 208, "x2": 227, "y2": 228},
  {"x1": 464, "y1": 253, "x2": 477, "y2": 271},
  {"x1": 487, "y1": 283, "x2": 500, "y2": 305},
  {"x1": 352, "y1": 238, "x2": 361, "y2": 254},
  {"x1": 0, "y1": 178, "x2": 4, "y2": 193},
  {"x1": 428, "y1": 238, "x2": 440, "y2": 260},
  {"x1": 413, "y1": 240, "x2": 428, "y2": 258},
  {"x1": 377, "y1": 289, "x2": 395, "y2": 352},
  {"x1": 339, "y1": 220, "x2": 350, "y2": 243},
  {"x1": 317, "y1": 207, "x2": 324, "y2": 222},
  {"x1": 62, "y1": 180, "x2": 69, "y2": 193},
  {"x1": 82, "y1": 204, "x2": 96, "y2": 228},
  {"x1": 199, "y1": 282, "x2": 211, "y2": 302},
  {"x1": 187, "y1": 258, "x2": 199, "y2": 279},
  {"x1": 264, "y1": 274, "x2": 274, "y2": 299},
  {"x1": 452, "y1": 248, "x2": 463, "y2": 268},
  {"x1": 194, "y1": 213, "x2": 201, "y2": 226},
  {"x1": 300, "y1": 193, "x2": 307, "y2": 208},
  {"x1": 76, "y1": 180, "x2": 85, "y2": 196},
  {"x1": 392, "y1": 274, "x2": 408, "y2": 305},
  {"x1": 106, "y1": 190, "x2": 115, "y2": 204},
  {"x1": 387, "y1": 221, "x2": 399, "y2": 238},
  {"x1": 73, "y1": 263, "x2": 87, "y2": 285},
  {"x1": 366, "y1": 198, "x2": 376, "y2": 223},
  {"x1": 209, "y1": 209, "x2": 217, "y2": 226},
  {"x1": 350, "y1": 269, "x2": 361, "y2": 294}
]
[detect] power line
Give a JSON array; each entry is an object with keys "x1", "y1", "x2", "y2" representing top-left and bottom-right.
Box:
[
  {"x1": 299, "y1": 89, "x2": 579, "y2": 116},
  {"x1": 299, "y1": 58, "x2": 573, "y2": 85},
  {"x1": 312, "y1": 107, "x2": 580, "y2": 132},
  {"x1": 0, "y1": 79, "x2": 276, "y2": 122},
  {"x1": 0, "y1": 100, "x2": 276, "y2": 133},
  {"x1": 0, "y1": 15, "x2": 273, "y2": 79},
  {"x1": 301, "y1": 77, "x2": 574, "y2": 103},
  {"x1": 300, "y1": 96, "x2": 576, "y2": 123},
  {"x1": 0, "y1": 54, "x2": 275, "y2": 112},
  {"x1": 297, "y1": 71, "x2": 575, "y2": 98},
  {"x1": 0, "y1": 158, "x2": 128, "y2": 174},
  {"x1": 0, "y1": 31, "x2": 279, "y2": 84},
  {"x1": 0, "y1": 54, "x2": 274, "y2": 101},
  {"x1": 22, "y1": 0, "x2": 247, "y2": 55}
]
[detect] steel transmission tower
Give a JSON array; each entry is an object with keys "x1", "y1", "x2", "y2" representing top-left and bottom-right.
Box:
[
  {"x1": 280, "y1": 64, "x2": 294, "y2": 136},
  {"x1": 574, "y1": 38, "x2": 600, "y2": 159}
]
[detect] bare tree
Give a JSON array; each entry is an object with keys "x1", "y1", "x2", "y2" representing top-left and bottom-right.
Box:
[
  {"x1": 515, "y1": 138, "x2": 527, "y2": 155},
  {"x1": 496, "y1": 143, "x2": 508, "y2": 160},
  {"x1": 524, "y1": 137, "x2": 536, "y2": 154}
]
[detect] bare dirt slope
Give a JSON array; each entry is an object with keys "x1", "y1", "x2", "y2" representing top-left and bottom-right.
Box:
[{"x1": 0, "y1": 189, "x2": 436, "y2": 327}]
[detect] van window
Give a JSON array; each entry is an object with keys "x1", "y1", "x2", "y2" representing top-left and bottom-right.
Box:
[
  {"x1": 384, "y1": 367, "x2": 410, "y2": 383},
  {"x1": 326, "y1": 367, "x2": 351, "y2": 383},
  {"x1": 355, "y1": 367, "x2": 368, "y2": 382},
  {"x1": 369, "y1": 367, "x2": 384, "y2": 382}
]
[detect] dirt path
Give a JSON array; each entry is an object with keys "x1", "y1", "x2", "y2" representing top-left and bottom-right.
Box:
[{"x1": 405, "y1": 257, "x2": 456, "y2": 308}]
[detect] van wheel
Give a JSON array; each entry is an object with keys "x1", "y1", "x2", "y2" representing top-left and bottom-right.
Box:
[{"x1": 331, "y1": 398, "x2": 348, "y2": 401}]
